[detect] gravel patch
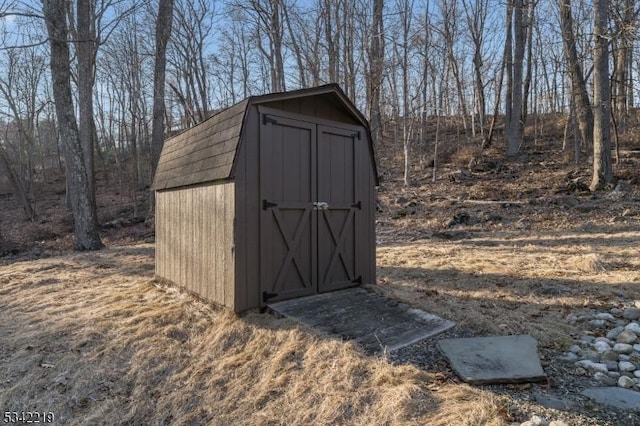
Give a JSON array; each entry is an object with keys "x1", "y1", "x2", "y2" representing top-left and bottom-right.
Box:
[{"x1": 386, "y1": 323, "x2": 640, "y2": 425}]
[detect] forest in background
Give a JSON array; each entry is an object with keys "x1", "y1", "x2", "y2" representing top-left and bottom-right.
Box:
[{"x1": 0, "y1": 0, "x2": 638, "y2": 249}]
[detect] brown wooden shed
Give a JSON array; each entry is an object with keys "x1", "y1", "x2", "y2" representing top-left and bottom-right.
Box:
[{"x1": 152, "y1": 84, "x2": 378, "y2": 312}]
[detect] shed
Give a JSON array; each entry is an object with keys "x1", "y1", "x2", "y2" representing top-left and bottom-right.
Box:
[{"x1": 152, "y1": 84, "x2": 378, "y2": 312}]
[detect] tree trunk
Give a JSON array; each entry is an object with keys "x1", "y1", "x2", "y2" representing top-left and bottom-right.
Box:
[
  {"x1": 282, "y1": 3, "x2": 307, "y2": 88},
  {"x1": 462, "y1": 0, "x2": 488, "y2": 142},
  {"x1": 369, "y1": 0, "x2": 384, "y2": 145},
  {"x1": 558, "y1": 0, "x2": 593, "y2": 153},
  {"x1": 590, "y1": 0, "x2": 612, "y2": 191},
  {"x1": 324, "y1": 0, "x2": 337, "y2": 83},
  {"x1": 151, "y1": 0, "x2": 174, "y2": 177},
  {"x1": 271, "y1": 0, "x2": 285, "y2": 92},
  {"x1": 506, "y1": 0, "x2": 524, "y2": 157},
  {"x1": 520, "y1": 0, "x2": 536, "y2": 135},
  {"x1": 421, "y1": 4, "x2": 431, "y2": 148},
  {"x1": 76, "y1": 0, "x2": 98, "y2": 223},
  {"x1": 400, "y1": 0, "x2": 412, "y2": 187},
  {"x1": 484, "y1": 3, "x2": 510, "y2": 150},
  {"x1": 611, "y1": 0, "x2": 634, "y2": 125},
  {"x1": 441, "y1": 0, "x2": 468, "y2": 134},
  {"x1": 43, "y1": 0, "x2": 103, "y2": 250},
  {"x1": 504, "y1": 0, "x2": 514, "y2": 150}
]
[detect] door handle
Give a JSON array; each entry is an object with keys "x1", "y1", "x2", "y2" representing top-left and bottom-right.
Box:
[{"x1": 313, "y1": 201, "x2": 329, "y2": 210}]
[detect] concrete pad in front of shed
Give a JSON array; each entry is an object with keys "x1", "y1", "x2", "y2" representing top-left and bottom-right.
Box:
[
  {"x1": 268, "y1": 288, "x2": 455, "y2": 353},
  {"x1": 438, "y1": 335, "x2": 546, "y2": 384}
]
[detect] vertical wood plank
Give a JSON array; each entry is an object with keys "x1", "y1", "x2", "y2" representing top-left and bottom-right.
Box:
[
  {"x1": 156, "y1": 177, "x2": 237, "y2": 309},
  {"x1": 182, "y1": 189, "x2": 188, "y2": 289},
  {"x1": 157, "y1": 194, "x2": 162, "y2": 277},
  {"x1": 245, "y1": 108, "x2": 260, "y2": 309},
  {"x1": 195, "y1": 186, "x2": 202, "y2": 298},
  {"x1": 203, "y1": 186, "x2": 210, "y2": 300},
  {"x1": 225, "y1": 184, "x2": 235, "y2": 308},
  {"x1": 234, "y1": 134, "x2": 247, "y2": 312},
  {"x1": 187, "y1": 188, "x2": 192, "y2": 291},
  {"x1": 213, "y1": 184, "x2": 221, "y2": 302}
]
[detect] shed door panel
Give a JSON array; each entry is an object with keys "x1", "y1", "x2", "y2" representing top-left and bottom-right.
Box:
[
  {"x1": 317, "y1": 125, "x2": 359, "y2": 292},
  {"x1": 260, "y1": 116, "x2": 317, "y2": 302}
]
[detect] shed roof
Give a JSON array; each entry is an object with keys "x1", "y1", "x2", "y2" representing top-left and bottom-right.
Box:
[{"x1": 152, "y1": 84, "x2": 377, "y2": 191}]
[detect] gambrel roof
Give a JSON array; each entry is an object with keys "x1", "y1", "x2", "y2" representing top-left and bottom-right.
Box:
[{"x1": 152, "y1": 84, "x2": 376, "y2": 191}]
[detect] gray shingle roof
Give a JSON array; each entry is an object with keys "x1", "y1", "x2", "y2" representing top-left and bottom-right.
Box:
[
  {"x1": 152, "y1": 84, "x2": 376, "y2": 191},
  {"x1": 152, "y1": 99, "x2": 249, "y2": 190}
]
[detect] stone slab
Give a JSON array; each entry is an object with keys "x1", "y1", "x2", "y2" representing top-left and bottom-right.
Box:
[
  {"x1": 268, "y1": 288, "x2": 455, "y2": 354},
  {"x1": 581, "y1": 387, "x2": 640, "y2": 410},
  {"x1": 437, "y1": 335, "x2": 546, "y2": 384},
  {"x1": 533, "y1": 393, "x2": 576, "y2": 411}
]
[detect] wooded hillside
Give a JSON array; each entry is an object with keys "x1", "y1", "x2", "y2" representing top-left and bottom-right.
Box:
[{"x1": 0, "y1": 0, "x2": 638, "y2": 248}]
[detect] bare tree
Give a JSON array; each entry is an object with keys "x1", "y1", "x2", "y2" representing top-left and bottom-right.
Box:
[
  {"x1": 169, "y1": 0, "x2": 214, "y2": 124},
  {"x1": 319, "y1": 0, "x2": 344, "y2": 84},
  {"x1": 419, "y1": 2, "x2": 432, "y2": 148},
  {"x1": 590, "y1": 0, "x2": 612, "y2": 191},
  {"x1": 558, "y1": 0, "x2": 593, "y2": 155},
  {"x1": 215, "y1": 11, "x2": 256, "y2": 102},
  {"x1": 485, "y1": 0, "x2": 512, "y2": 150},
  {"x1": 42, "y1": 0, "x2": 103, "y2": 250},
  {"x1": 75, "y1": 0, "x2": 98, "y2": 219},
  {"x1": 396, "y1": 0, "x2": 414, "y2": 186},
  {"x1": 297, "y1": 5, "x2": 323, "y2": 86},
  {"x1": 520, "y1": 0, "x2": 537, "y2": 134},
  {"x1": 151, "y1": 0, "x2": 174, "y2": 176},
  {"x1": 71, "y1": 0, "x2": 133, "y2": 219},
  {"x1": 281, "y1": 0, "x2": 306, "y2": 88},
  {"x1": 105, "y1": 18, "x2": 148, "y2": 193},
  {"x1": 438, "y1": 0, "x2": 468, "y2": 133},
  {"x1": 368, "y1": 0, "x2": 384, "y2": 145},
  {"x1": 0, "y1": 46, "x2": 47, "y2": 219},
  {"x1": 340, "y1": 0, "x2": 357, "y2": 97},
  {"x1": 611, "y1": 0, "x2": 636, "y2": 124},
  {"x1": 462, "y1": 0, "x2": 488, "y2": 141},
  {"x1": 0, "y1": 142, "x2": 34, "y2": 220},
  {"x1": 506, "y1": 0, "x2": 525, "y2": 156},
  {"x1": 240, "y1": 0, "x2": 286, "y2": 92}
]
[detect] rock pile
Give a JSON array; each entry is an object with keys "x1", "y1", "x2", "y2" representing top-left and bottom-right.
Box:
[
  {"x1": 515, "y1": 416, "x2": 567, "y2": 426},
  {"x1": 563, "y1": 307, "x2": 640, "y2": 390}
]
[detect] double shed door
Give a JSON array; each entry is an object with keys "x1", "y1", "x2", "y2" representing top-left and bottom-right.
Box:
[{"x1": 259, "y1": 107, "x2": 364, "y2": 303}]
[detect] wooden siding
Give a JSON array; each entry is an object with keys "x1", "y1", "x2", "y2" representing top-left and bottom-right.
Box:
[
  {"x1": 232, "y1": 107, "x2": 261, "y2": 312},
  {"x1": 152, "y1": 100, "x2": 248, "y2": 190},
  {"x1": 155, "y1": 183, "x2": 235, "y2": 309},
  {"x1": 260, "y1": 93, "x2": 358, "y2": 125},
  {"x1": 362, "y1": 137, "x2": 377, "y2": 286}
]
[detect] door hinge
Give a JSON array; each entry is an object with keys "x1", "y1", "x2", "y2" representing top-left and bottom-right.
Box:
[
  {"x1": 351, "y1": 131, "x2": 361, "y2": 140},
  {"x1": 262, "y1": 199, "x2": 278, "y2": 210},
  {"x1": 263, "y1": 291, "x2": 278, "y2": 302},
  {"x1": 263, "y1": 115, "x2": 278, "y2": 125},
  {"x1": 352, "y1": 276, "x2": 362, "y2": 285},
  {"x1": 351, "y1": 201, "x2": 362, "y2": 210}
]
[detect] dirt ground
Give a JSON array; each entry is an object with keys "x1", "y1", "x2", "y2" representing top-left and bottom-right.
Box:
[{"x1": 0, "y1": 124, "x2": 639, "y2": 424}]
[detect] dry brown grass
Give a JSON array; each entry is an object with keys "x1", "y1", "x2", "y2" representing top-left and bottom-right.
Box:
[
  {"x1": 376, "y1": 228, "x2": 640, "y2": 348},
  {"x1": 0, "y1": 245, "x2": 508, "y2": 425},
  {"x1": 3, "y1": 227, "x2": 636, "y2": 425}
]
